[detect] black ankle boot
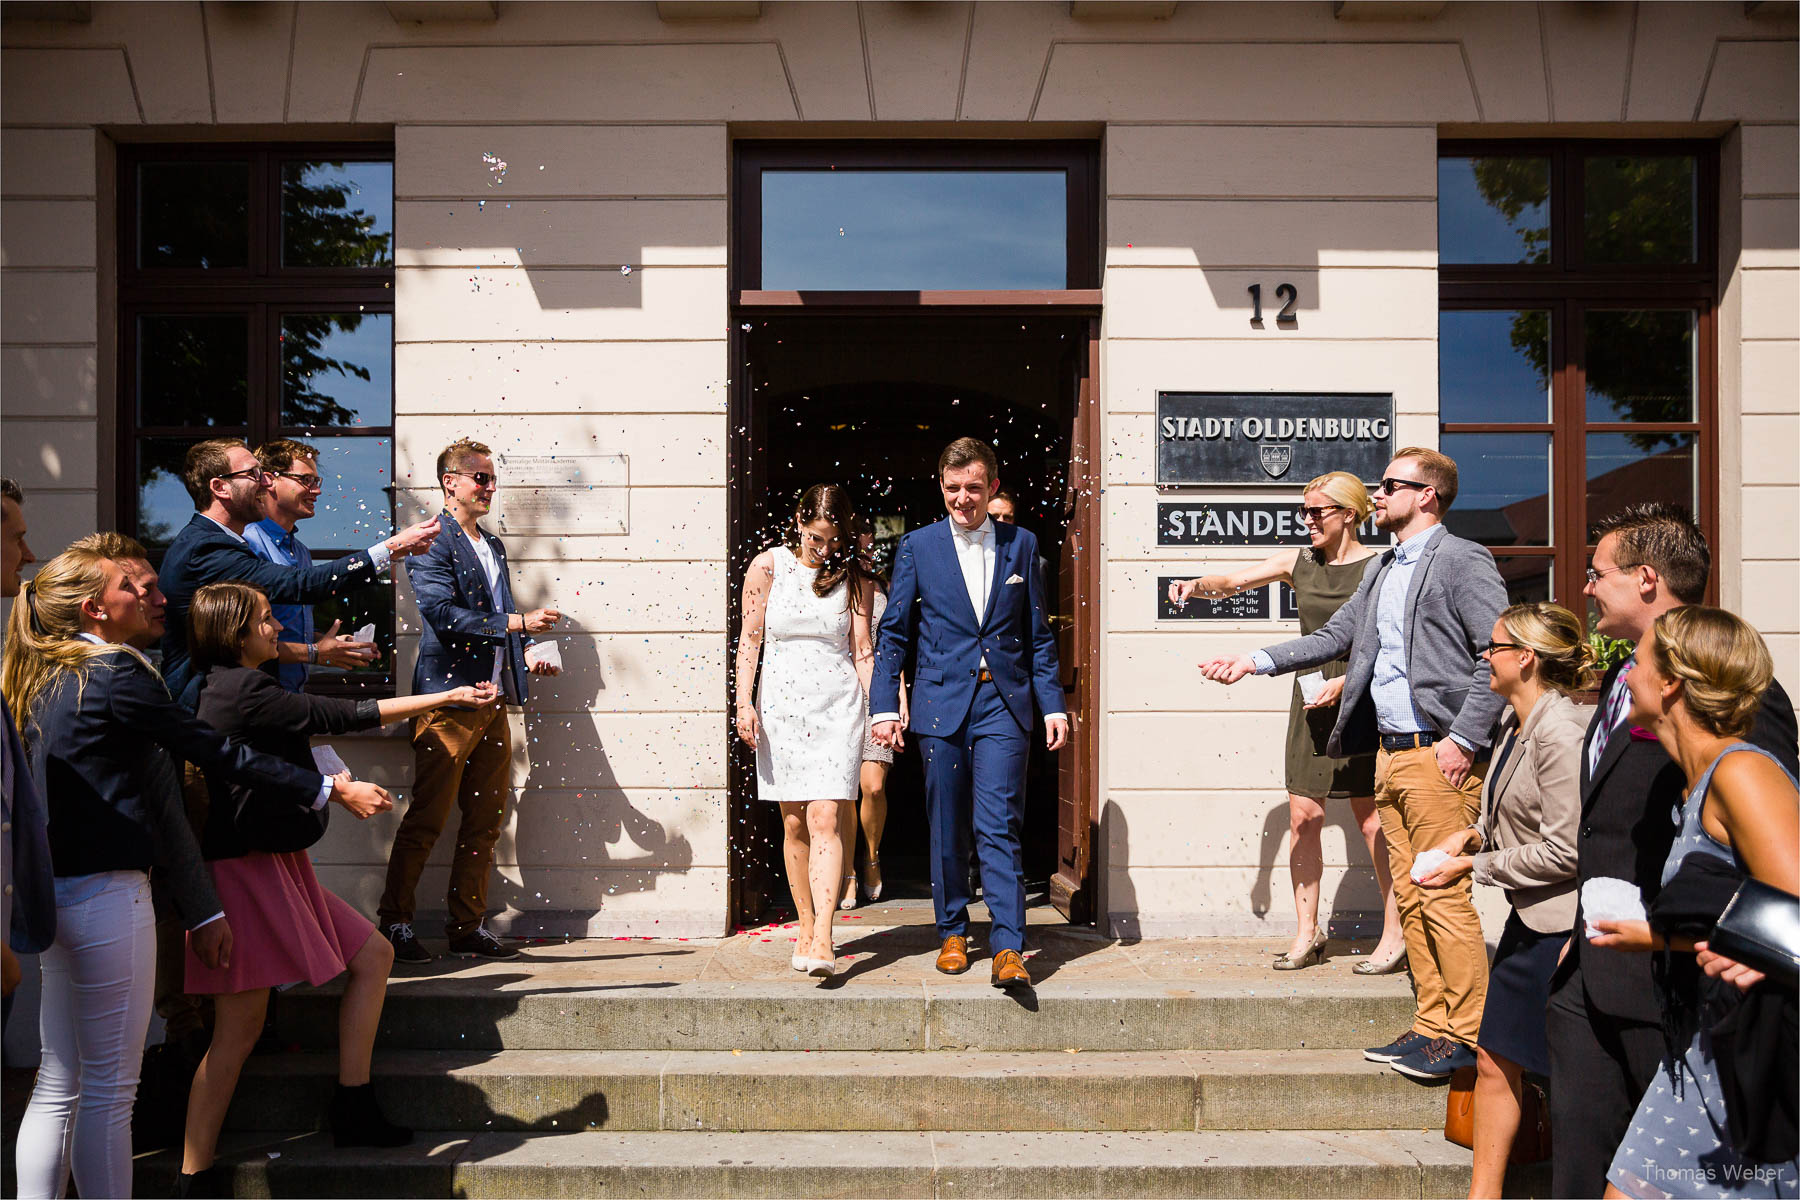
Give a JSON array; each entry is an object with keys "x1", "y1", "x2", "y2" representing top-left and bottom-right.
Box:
[
  {"x1": 329, "y1": 1082, "x2": 414, "y2": 1148},
  {"x1": 174, "y1": 1165, "x2": 224, "y2": 1198}
]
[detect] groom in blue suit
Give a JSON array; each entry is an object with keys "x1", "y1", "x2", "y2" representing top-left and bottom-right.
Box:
[{"x1": 871, "y1": 438, "x2": 1067, "y2": 989}]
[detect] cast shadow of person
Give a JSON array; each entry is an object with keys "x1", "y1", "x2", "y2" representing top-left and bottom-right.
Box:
[{"x1": 1250, "y1": 798, "x2": 1384, "y2": 940}]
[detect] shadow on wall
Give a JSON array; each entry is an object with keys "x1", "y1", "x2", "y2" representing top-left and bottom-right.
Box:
[{"x1": 1250, "y1": 798, "x2": 1384, "y2": 938}]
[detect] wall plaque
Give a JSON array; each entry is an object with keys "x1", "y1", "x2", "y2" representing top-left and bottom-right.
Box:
[
  {"x1": 1157, "y1": 577, "x2": 1272, "y2": 621},
  {"x1": 1158, "y1": 501, "x2": 1392, "y2": 547},
  {"x1": 1156, "y1": 392, "x2": 1394, "y2": 486},
  {"x1": 395, "y1": 452, "x2": 630, "y2": 535}
]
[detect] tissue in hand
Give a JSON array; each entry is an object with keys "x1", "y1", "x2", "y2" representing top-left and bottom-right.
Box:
[
  {"x1": 1297, "y1": 673, "x2": 1327, "y2": 705},
  {"x1": 1581, "y1": 877, "x2": 1647, "y2": 940},
  {"x1": 1409, "y1": 849, "x2": 1450, "y2": 883},
  {"x1": 351, "y1": 623, "x2": 376, "y2": 644},
  {"x1": 525, "y1": 640, "x2": 562, "y2": 671}
]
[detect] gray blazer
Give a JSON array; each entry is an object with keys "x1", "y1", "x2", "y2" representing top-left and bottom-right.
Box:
[
  {"x1": 1473, "y1": 690, "x2": 1586, "y2": 934},
  {"x1": 1260, "y1": 526, "x2": 1507, "y2": 757}
]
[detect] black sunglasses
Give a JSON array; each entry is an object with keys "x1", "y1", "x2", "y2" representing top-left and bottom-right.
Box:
[
  {"x1": 1375, "y1": 477, "x2": 1430, "y2": 496},
  {"x1": 448, "y1": 471, "x2": 497, "y2": 488},
  {"x1": 1298, "y1": 504, "x2": 1348, "y2": 522}
]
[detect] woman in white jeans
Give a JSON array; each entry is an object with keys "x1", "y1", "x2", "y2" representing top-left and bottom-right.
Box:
[{"x1": 3, "y1": 544, "x2": 390, "y2": 1198}]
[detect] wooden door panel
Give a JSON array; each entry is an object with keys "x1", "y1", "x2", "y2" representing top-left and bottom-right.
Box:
[{"x1": 1050, "y1": 319, "x2": 1099, "y2": 923}]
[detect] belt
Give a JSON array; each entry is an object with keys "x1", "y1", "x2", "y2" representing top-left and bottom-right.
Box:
[
  {"x1": 1379, "y1": 731, "x2": 1438, "y2": 751},
  {"x1": 976, "y1": 668, "x2": 994, "y2": 683}
]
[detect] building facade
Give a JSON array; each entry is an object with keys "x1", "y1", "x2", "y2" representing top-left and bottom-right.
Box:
[{"x1": 2, "y1": 0, "x2": 1795, "y2": 940}]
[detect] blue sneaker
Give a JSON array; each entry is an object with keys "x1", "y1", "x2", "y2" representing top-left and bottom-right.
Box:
[
  {"x1": 1363, "y1": 1027, "x2": 1429, "y2": 1063},
  {"x1": 1391, "y1": 1036, "x2": 1477, "y2": 1081}
]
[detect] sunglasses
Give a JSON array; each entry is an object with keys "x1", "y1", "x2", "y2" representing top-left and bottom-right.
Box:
[
  {"x1": 1374, "y1": 477, "x2": 1430, "y2": 496},
  {"x1": 1298, "y1": 504, "x2": 1347, "y2": 523},
  {"x1": 448, "y1": 471, "x2": 498, "y2": 489}
]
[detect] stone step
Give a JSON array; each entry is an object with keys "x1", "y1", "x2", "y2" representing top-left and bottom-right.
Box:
[
  {"x1": 224, "y1": 1048, "x2": 1448, "y2": 1134},
  {"x1": 274, "y1": 979, "x2": 1417, "y2": 1053},
  {"x1": 138, "y1": 1129, "x2": 1551, "y2": 1198}
]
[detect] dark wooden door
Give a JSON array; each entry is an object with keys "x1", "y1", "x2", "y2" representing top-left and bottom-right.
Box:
[{"x1": 1049, "y1": 319, "x2": 1100, "y2": 923}]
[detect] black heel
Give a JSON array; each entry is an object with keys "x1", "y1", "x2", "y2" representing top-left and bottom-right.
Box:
[
  {"x1": 174, "y1": 1165, "x2": 225, "y2": 1198},
  {"x1": 329, "y1": 1082, "x2": 414, "y2": 1148}
]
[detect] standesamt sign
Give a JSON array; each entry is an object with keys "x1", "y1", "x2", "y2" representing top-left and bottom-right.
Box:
[{"x1": 1157, "y1": 392, "x2": 1394, "y2": 485}]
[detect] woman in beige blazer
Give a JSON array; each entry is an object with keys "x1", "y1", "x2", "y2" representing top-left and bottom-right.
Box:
[{"x1": 1416, "y1": 601, "x2": 1591, "y2": 1199}]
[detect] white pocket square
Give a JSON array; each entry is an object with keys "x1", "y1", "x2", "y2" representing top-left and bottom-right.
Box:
[{"x1": 1004, "y1": 574, "x2": 1024, "y2": 585}]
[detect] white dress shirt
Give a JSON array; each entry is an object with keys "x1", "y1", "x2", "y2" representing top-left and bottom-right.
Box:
[{"x1": 468, "y1": 531, "x2": 507, "y2": 685}]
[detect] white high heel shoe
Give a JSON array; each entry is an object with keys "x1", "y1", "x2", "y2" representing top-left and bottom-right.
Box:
[
  {"x1": 790, "y1": 953, "x2": 808, "y2": 971},
  {"x1": 806, "y1": 955, "x2": 838, "y2": 978},
  {"x1": 861, "y1": 857, "x2": 883, "y2": 904},
  {"x1": 839, "y1": 875, "x2": 858, "y2": 910}
]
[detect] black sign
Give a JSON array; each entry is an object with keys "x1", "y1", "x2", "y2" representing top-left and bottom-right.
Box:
[
  {"x1": 1157, "y1": 392, "x2": 1394, "y2": 485},
  {"x1": 1278, "y1": 582, "x2": 1299, "y2": 621},
  {"x1": 1158, "y1": 577, "x2": 1272, "y2": 621},
  {"x1": 1158, "y1": 502, "x2": 1392, "y2": 547}
]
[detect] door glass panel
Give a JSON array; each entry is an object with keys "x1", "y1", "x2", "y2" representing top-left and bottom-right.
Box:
[
  {"x1": 139, "y1": 314, "x2": 250, "y2": 428},
  {"x1": 1493, "y1": 556, "x2": 1553, "y2": 605},
  {"x1": 292, "y1": 436, "x2": 394, "y2": 550},
  {"x1": 1584, "y1": 155, "x2": 1696, "y2": 264},
  {"x1": 138, "y1": 161, "x2": 249, "y2": 269},
  {"x1": 280, "y1": 312, "x2": 393, "y2": 428},
  {"x1": 1437, "y1": 157, "x2": 1551, "y2": 265},
  {"x1": 1440, "y1": 310, "x2": 1551, "y2": 423},
  {"x1": 1584, "y1": 310, "x2": 1696, "y2": 423},
  {"x1": 761, "y1": 170, "x2": 1066, "y2": 289},
  {"x1": 281, "y1": 161, "x2": 395, "y2": 269},
  {"x1": 1438, "y1": 433, "x2": 1553, "y2": 547},
  {"x1": 1586, "y1": 432, "x2": 1697, "y2": 529},
  {"x1": 136, "y1": 436, "x2": 203, "y2": 550}
]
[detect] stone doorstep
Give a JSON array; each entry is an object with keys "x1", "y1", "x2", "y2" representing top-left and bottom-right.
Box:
[
  {"x1": 137, "y1": 1129, "x2": 1552, "y2": 1199},
  {"x1": 223, "y1": 1048, "x2": 1449, "y2": 1134}
]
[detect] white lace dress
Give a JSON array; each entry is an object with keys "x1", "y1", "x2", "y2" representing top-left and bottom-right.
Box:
[{"x1": 754, "y1": 548, "x2": 864, "y2": 804}]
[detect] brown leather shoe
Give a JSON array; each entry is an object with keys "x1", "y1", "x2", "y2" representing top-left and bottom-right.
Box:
[
  {"x1": 991, "y1": 948, "x2": 1031, "y2": 990},
  {"x1": 935, "y1": 935, "x2": 971, "y2": 974}
]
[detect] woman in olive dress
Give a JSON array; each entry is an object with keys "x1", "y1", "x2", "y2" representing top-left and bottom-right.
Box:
[{"x1": 1167, "y1": 470, "x2": 1406, "y2": 972}]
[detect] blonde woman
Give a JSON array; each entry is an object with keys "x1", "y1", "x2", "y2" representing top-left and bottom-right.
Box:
[
  {"x1": 1168, "y1": 470, "x2": 1404, "y2": 971},
  {"x1": 4, "y1": 547, "x2": 387, "y2": 1200},
  {"x1": 1415, "y1": 603, "x2": 1590, "y2": 1193}
]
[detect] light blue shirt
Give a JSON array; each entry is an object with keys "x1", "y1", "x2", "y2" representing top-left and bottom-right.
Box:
[{"x1": 244, "y1": 519, "x2": 315, "y2": 692}]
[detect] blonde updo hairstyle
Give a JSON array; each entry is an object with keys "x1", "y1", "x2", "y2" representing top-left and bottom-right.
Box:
[
  {"x1": 1497, "y1": 602, "x2": 1595, "y2": 695},
  {"x1": 1, "y1": 546, "x2": 154, "y2": 732},
  {"x1": 1647, "y1": 605, "x2": 1774, "y2": 739},
  {"x1": 1302, "y1": 470, "x2": 1374, "y2": 524}
]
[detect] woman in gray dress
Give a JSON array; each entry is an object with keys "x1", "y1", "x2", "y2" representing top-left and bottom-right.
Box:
[
  {"x1": 1590, "y1": 606, "x2": 1799, "y2": 1199},
  {"x1": 1168, "y1": 470, "x2": 1405, "y2": 972}
]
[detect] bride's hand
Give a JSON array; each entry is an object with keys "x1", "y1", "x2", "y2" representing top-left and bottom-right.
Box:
[{"x1": 735, "y1": 706, "x2": 760, "y2": 748}]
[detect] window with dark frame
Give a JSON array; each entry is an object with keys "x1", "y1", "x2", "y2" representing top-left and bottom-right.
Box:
[
  {"x1": 119, "y1": 144, "x2": 397, "y2": 694},
  {"x1": 1437, "y1": 140, "x2": 1717, "y2": 610}
]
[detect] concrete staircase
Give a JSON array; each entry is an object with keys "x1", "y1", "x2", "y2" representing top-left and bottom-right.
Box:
[{"x1": 135, "y1": 915, "x2": 1550, "y2": 1197}]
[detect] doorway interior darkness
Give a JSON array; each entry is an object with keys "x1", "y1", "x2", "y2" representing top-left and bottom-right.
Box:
[{"x1": 728, "y1": 314, "x2": 1088, "y2": 921}]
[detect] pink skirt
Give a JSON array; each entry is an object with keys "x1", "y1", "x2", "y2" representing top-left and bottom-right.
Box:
[{"x1": 185, "y1": 850, "x2": 374, "y2": 995}]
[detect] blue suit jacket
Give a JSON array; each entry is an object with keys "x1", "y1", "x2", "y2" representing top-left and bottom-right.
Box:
[
  {"x1": 871, "y1": 518, "x2": 1062, "y2": 736},
  {"x1": 406, "y1": 512, "x2": 532, "y2": 704},
  {"x1": 159, "y1": 513, "x2": 380, "y2": 702}
]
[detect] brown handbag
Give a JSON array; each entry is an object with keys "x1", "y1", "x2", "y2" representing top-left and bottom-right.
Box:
[{"x1": 1445, "y1": 1066, "x2": 1554, "y2": 1164}]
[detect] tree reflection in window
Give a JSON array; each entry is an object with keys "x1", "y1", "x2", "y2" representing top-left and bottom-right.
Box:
[
  {"x1": 280, "y1": 312, "x2": 393, "y2": 429},
  {"x1": 281, "y1": 161, "x2": 394, "y2": 269},
  {"x1": 1584, "y1": 310, "x2": 1694, "y2": 444}
]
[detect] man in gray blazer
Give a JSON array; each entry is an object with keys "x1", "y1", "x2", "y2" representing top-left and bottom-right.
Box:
[{"x1": 1203, "y1": 447, "x2": 1507, "y2": 1081}]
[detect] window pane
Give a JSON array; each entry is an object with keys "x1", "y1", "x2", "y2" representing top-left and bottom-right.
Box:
[
  {"x1": 1586, "y1": 431, "x2": 1697, "y2": 531},
  {"x1": 1440, "y1": 310, "x2": 1551, "y2": 423},
  {"x1": 1439, "y1": 433, "x2": 1553, "y2": 547},
  {"x1": 281, "y1": 312, "x2": 393, "y2": 428},
  {"x1": 138, "y1": 314, "x2": 249, "y2": 428},
  {"x1": 1493, "y1": 556, "x2": 1553, "y2": 605},
  {"x1": 138, "y1": 162, "x2": 249, "y2": 269},
  {"x1": 281, "y1": 161, "x2": 395, "y2": 268},
  {"x1": 308, "y1": 587, "x2": 393, "y2": 690},
  {"x1": 1584, "y1": 310, "x2": 1696, "y2": 423},
  {"x1": 1584, "y1": 155, "x2": 1696, "y2": 265},
  {"x1": 297, "y1": 436, "x2": 394, "y2": 551},
  {"x1": 761, "y1": 170, "x2": 1066, "y2": 289},
  {"x1": 1437, "y1": 157, "x2": 1551, "y2": 265},
  {"x1": 136, "y1": 436, "x2": 200, "y2": 550}
]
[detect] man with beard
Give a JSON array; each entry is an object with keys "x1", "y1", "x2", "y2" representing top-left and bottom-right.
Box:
[{"x1": 156, "y1": 438, "x2": 441, "y2": 703}]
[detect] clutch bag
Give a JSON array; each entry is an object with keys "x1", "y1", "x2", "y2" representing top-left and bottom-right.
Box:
[{"x1": 1710, "y1": 877, "x2": 1800, "y2": 989}]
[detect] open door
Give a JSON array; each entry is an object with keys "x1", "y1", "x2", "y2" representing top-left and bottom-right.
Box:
[{"x1": 1050, "y1": 318, "x2": 1100, "y2": 923}]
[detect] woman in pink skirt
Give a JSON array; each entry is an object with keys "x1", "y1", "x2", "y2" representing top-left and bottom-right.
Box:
[{"x1": 177, "y1": 582, "x2": 499, "y2": 1198}]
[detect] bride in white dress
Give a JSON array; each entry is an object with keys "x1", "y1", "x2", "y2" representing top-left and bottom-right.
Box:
[{"x1": 735, "y1": 484, "x2": 876, "y2": 977}]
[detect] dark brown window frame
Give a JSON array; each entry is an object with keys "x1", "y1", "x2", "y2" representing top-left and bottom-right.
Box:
[
  {"x1": 1438, "y1": 139, "x2": 1719, "y2": 608},
  {"x1": 117, "y1": 142, "x2": 397, "y2": 692}
]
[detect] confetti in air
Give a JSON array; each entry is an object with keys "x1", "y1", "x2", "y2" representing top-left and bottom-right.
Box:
[{"x1": 482, "y1": 152, "x2": 508, "y2": 186}]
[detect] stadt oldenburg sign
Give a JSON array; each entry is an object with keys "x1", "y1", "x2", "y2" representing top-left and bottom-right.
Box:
[{"x1": 1156, "y1": 392, "x2": 1395, "y2": 486}]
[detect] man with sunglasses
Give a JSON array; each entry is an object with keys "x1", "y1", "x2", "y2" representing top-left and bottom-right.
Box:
[
  {"x1": 243, "y1": 439, "x2": 383, "y2": 691},
  {"x1": 156, "y1": 437, "x2": 442, "y2": 703},
  {"x1": 1201, "y1": 447, "x2": 1507, "y2": 1082}
]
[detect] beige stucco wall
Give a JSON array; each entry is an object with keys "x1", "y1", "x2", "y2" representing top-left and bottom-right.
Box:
[{"x1": 2, "y1": 1, "x2": 1794, "y2": 940}]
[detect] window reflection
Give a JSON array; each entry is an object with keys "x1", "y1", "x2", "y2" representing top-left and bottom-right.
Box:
[
  {"x1": 1584, "y1": 156, "x2": 1695, "y2": 264},
  {"x1": 139, "y1": 162, "x2": 249, "y2": 269},
  {"x1": 1438, "y1": 157, "x2": 1551, "y2": 265},
  {"x1": 1493, "y1": 557, "x2": 1553, "y2": 605},
  {"x1": 139, "y1": 315, "x2": 248, "y2": 428},
  {"x1": 1586, "y1": 432, "x2": 1696, "y2": 530},
  {"x1": 1585, "y1": 310, "x2": 1695, "y2": 423},
  {"x1": 761, "y1": 170, "x2": 1066, "y2": 290},
  {"x1": 281, "y1": 312, "x2": 393, "y2": 428},
  {"x1": 1440, "y1": 310, "x2": 1550, "y2": 423},
  {"x1": 281, "y1": 162, "x2": 394, "y2": 269},
  {"x1": 1439, "y1": 432, "x2": 1553, "y2": 547},
  {"x1": 136, "y1": 437, "x2": 203, "y2": 550},
  {"x1": 292, "y1": 437, "x2": 394, "y2": 550}
]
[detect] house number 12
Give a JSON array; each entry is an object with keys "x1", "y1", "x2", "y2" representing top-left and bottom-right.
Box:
[{"x1": 1247, "y1": 283, "x2": 1298, "y2": 327}]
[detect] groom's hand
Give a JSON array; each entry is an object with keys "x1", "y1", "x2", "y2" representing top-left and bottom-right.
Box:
[
  {"x1": 1045, "y1": 716, "x2": 1069, "y2": 751},
  {"x1": 872, "y1": 720, "x2": 904, "y2": 751}
]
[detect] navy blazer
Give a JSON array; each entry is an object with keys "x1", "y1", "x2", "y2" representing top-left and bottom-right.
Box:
[
  {"x1": 871, "y1": 518, "x2": 1062, "y2": 735},
  {"x1": 406, "y1": 512, "x2": 532, "y2": 704},
  {"x1": 159, "y1": 512, "x2": 381, "y2": 702}
]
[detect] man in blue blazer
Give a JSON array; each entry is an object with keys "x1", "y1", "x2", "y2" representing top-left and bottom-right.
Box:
[
  {"x1": 871, "y1": 438, "x2": 1066, "y2": 989},
  {"x1": 157, "y1": 438, "x2": 441, "y2": 702},
  {"x1": 378, "y1": 438, "x2": 562, "y2": 966}
]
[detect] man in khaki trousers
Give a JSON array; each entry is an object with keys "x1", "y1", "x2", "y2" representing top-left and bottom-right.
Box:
[
  {"x1": 1203, "y1": 446, "x2": 1507, "y2": 1081},
  {"x1": 379, "y1": 438, "x2": 561, "y2": 965}
]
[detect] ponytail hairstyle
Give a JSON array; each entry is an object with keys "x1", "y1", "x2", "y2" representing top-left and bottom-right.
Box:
[
  {"x1": 792, "y1": 483, "x2": 872, "y2": 611},
  {"x1": 1497, "y1": 602, "x2": 1596, "y2": 695},
  {"x1": 189, "y1": 581, "x2": 267, "y2": 674},
  {"x1": 1, "y1": 546, "x2": 155, "y2": 732}
]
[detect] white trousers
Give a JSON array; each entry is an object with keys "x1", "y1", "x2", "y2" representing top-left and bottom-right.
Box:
[{"x1": 14, "y1": 870, "x2": 157, "y2": 1200}]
